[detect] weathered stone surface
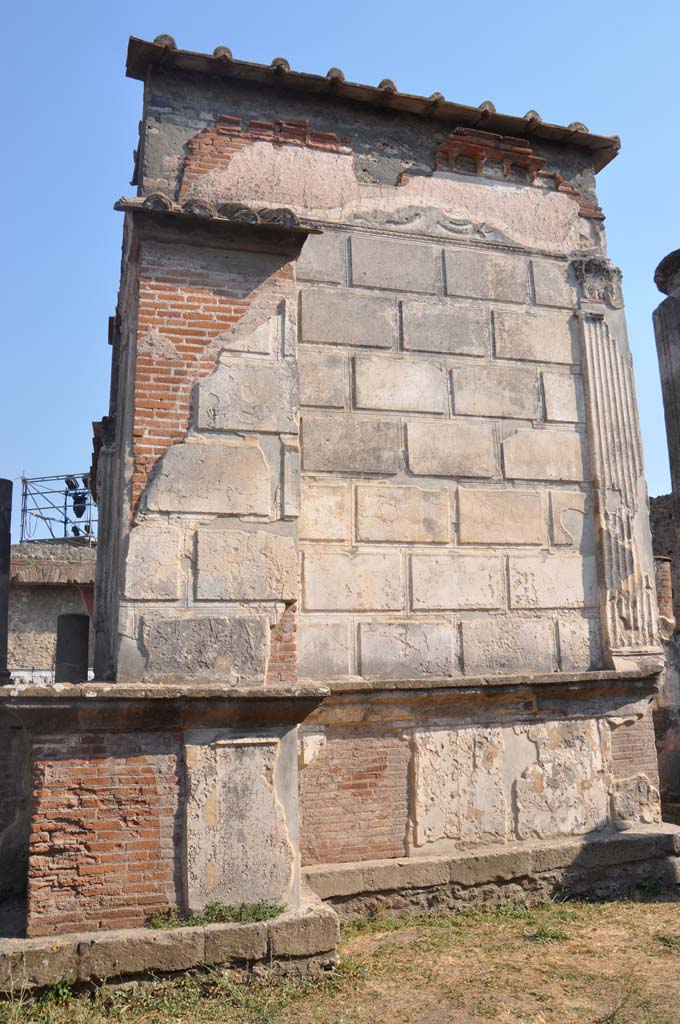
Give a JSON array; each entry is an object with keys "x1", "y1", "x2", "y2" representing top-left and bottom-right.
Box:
[
  {"x1": 145, "y1": 440, "x2": 271, "y2": 515},
  {"x1": 494, "y1": 310, "x2": 576, "y2": 365},
  {"x1": 298, "y1": 620, "x2": 352, "y2": 677},
  {"x1": 413, "y1": 727, "x2": 507, "y2": 848},
  {"x1": 558, "y1": 614, "x2": 602, "y2": 671},
  {"x1": 359, "y1": 621, "x2": 455, "y2": 678},
  {"x1": 0, "y1": 939, "x2": 78, "y2": 989},
  {"x1": 612, "y1": 774, "x2": 661, "y2": 826},
  {"x1": 299, "y1": 349, "x2": 346, "y2": 408},
  {"x1": 300, "y1": 289, "x2": 394, "y2": 347},
  {"x1": 77, "y1": 927, "x2": 205, "y2": 980},
  {"x1": 453, "y1": 364, "x2": 537, "y2": 419},
  {"x1": 509, "y1": 553, "x2": 597, "y2": 608},
  {"x1": 462, "y1": 617, "x2": 555, "y2": 674},
  {"x1": 142, "y1": 615, "x2": 269, "y2": 682},
  {"x1": 356, "y1": 484, "x2": 450, "y2": 543},
  {"x1": 196, "y1": 529, "x2": 297, "y2": 601},
  {"x1": 296, "y1": 231, "x2": 346, "y2": 284},
  {"x1": 269, "y1": 904, "x2": 340, "y2": 956},
  {"x1": 445, "y1": 249, "x2": 528, "y2": 303},
  {"x1": 185, "y1": 731, "x2": 296, "y2": 910},
  {"x1": 531, "y1": 259, "x2": 577, "y2": 309},
  {"x1": 513, "y1": 720, "x2": 609, "y2": 839},
  {"x1": 124, "y1": 523, "x2": 181, "y2": 600},
  {"x1": 543, "y1": 371, "x2": 583, "y2": 422},
  {"x1": 411, "y1": 554, "x2": 503, "y2": 610},
  {"x1": 300, "y1": 482, "x2": 350, "y2": 541},
  {"x1": 351, "y1": 235, "x2": 439, "y2": 293},
  {"x1": 196, "y1": 358, "x2": 298, "y2": 433},
  {"x1": 550, "y1": 491, "x2": 590, "y2": 547},
  {"x1": 458, "y1": 488, "x2": 546, "y2": 545},
  {"x1": 302, "y1": 414, "x2": 400, "y2": 474},
  {"x1": 354, "y1": 355, "x2": 447, "y2": 413},
  {"x1": 204, "y1": 921, "x2": 269, "y2": 963},
  {"x1": 502, "y1": 428, "x2": 585, "y2": 481},
  {"x1": 282, "y1": 439, "x2": 300, "y2": 519},
  {"x1": 303, "y1": 551, "x2": 403, "y2": 610},
  {"x1": 406, "y1": 420, "x2": 497, "y2": 478},
  {"x1": 402, "y1": 300, "x2": 489, "y2": 356}
]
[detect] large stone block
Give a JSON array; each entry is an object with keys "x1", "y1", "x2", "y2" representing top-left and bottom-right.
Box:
[
  {"x1": 452, "y1": 364, "x2": 537, "y2": 419},
  {"x1": 184, "y1": 731, "x2": 297, "y2": 911},
  {"x1": 509, "y1": 553, "x2": 598, "y2": 608},
  {"x1": 543, "y1": 371, "x2": 583, "y2": 422},
  {"x1": 411, "y1": 554, "x2": 503, "y2": 610},
  {"x1": 297, "y1": 619, "x2": 352, "y2": 677},
  {"x1": 502, "y1": 428, "x2": 586, "y2": 481},
  {"x1": 558, "y1": 614, "x2": 602, "y2": 671},
  {"x1": 406, "y1": 420, "x2": 497, "y2": 478},
  {"x1": 445, "y1": 249, "x2": 528, "y2": 303},
  {"x1": 531, "y1": 259, "x2": 578, "y2": 309},
  {"x1": 196, "y1": 358, "x2": 298, "y2": 433},
  {"x1": 493, "y1": 310, "x2": 576, "y2": 365},
  {"x1": 296, "y1": 231, "x2": 346, "y2": 284},
  {"x1": 301, "y1": 414, "x2": 400, "y2": 474},
  {"x1": 413, "y1": 727, "x2": 507, "y2": 848},
  {"x1": 300, "y1": 482, "x2": 350, "y2": 541},
  {"x1": 298, "y1": 349, "x2": 345, "y2": 408},
  {"x1": 300, "y1": 289, "x2": 395, "y2": 347},
  {"x1": 142, "y1": 615, "x2": 269, "y2": 682},
  {"x1": 302, "y1": 551, "x2": 403, "y2": 610},
  {"x1": 550, "y1": 490, "x2": 591, "y2": 549},
  {"x1": 196, "y1": 529, "x2": 297, "y2": 601},
  {"x1": 462, "y1": 616, "x2": 556, "y2": 674},
  {"x1": 354, "y1": 355, "x2": 447, "y2": 414},
  {"x1": 458, "y1": 488, "x2": 547, "y2": 545},
  {"x1": 124, "y1": 523, "x2": 181, "y2": 600},
  {"x1": 402, "y1": 300, "x2": 489, "y2": 356},
  {"x1": 356, "y1": 484, "x2": 450, "y2": 543},
  {"x1": 350, "y1": 235, "x2": 439, "y2": 293},
  {"x1": 145, "y1": 440, "x2": 271, "y2": 516},
  {"x1": 359, "y1": 621, "x2": 455, "y2": 678}
]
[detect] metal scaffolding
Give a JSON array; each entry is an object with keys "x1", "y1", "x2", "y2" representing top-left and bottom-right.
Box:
[{"x1": 19, "y1": 474, "x2": 97, "y2": 543}]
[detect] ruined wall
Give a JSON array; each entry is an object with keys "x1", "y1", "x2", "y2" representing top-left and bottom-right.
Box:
[{"x1": 8, "y1": 586, "x2": 93, "y2": 673}]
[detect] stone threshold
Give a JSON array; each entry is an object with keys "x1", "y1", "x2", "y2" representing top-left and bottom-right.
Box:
[
  {"x1": 303, "y1": 824, "x2": 680, "y2": 904},
  {"x1": 0, "y1": 899, "x2": 339, "y2": 994}
]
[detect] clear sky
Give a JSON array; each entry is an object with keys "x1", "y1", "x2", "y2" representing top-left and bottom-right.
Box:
[{"x1": 2, "y1": 0, "x2": 678, "y2": 538}]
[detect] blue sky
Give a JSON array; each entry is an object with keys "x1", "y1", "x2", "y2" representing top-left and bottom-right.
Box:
[{"x1": 2, "y1": 0, "x2": 678, "y2": 538}]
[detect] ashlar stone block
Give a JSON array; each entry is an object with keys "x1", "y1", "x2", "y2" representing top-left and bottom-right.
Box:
[
  {"x1": 407, "y1": 420, "x2": 497, "y2": 478},
  {"x1": 296, "y1": 231, "x2": 346, "y2": 284},
  {"x1": 196, "y1": 529, "x2": 297, "y2": 602},
  {"x1": 297, "y1": 620, "x2": 352, "y2": 678},
  {"x1": 402, "y1": 300, "x2": 489, "y2": 357},
  {"x1": 302, "y1": 414, "x2": 400, "y2": 474},
  {"x1": 351, "y1": 235, "x2": 439, "y2": 294},
  {"x1": 531, "y1": 259, "x2": 578, "y2": 309},
  {"x1": 502, "y1": 428, "x2": 585, "y2": 481},
  {"x1": 558, "y1": 614, "x2": 602, "y2": 671},
  {"x1": 142, "y1": 615, "x2": 270, "y2": 683},
  {"x1": 453, "y1": 363, "x2": 537, "y2": 420},
  {"x1": 411, "y1": 554, "x2": 503, "y2": 610},
  {"x1": 298, "y1": 349, "x2": 345, "y2": 408},
  {"x1": 300, "y1": 482, "x2": 350, "y2": 542},
  {"x1": 303, "y1": 551, "x2": 403, "y2": 611},
  {"x1": 359, "y1": 621, "x2": 455, "y2": 678},
  {"x1": 356, "y1": 484, "x2": 449, "y2": 543},
  {"x1": 445, "y1": 249, "x2": 528, "y2": 303},
  {"x1": 509, "y1": 553, "x2": 598, "y2": 608},
  {"x1": 462, "y1": 616, "x2": 556, "y2": 674},
  {"x1": 543, "y1": 371, "x2": 583, "y2": 423},
  {"x1": 196, "y1": 358, "x2": 297, "y2": 433},
  {"x1": 493, "y1": 309, "x2": 576, "y2": 365},
  {"x1": 354, "y1": 355, "x2": 447, "y2": 414},
  {"x1": 124, "y1": 523, "x2": 181, "y2": 600},
  {"x1": 300, "y1": 289, "x2": 395, "y2": 348},
  {"x1": 145, "y1": 440, "x2": 271, "y2": 516},
  {"x1": 550, "y1": 490, "x2": 591, "y2": 548},
  {"x1": 458, "y1": 488, "x2": 546, "y2": 545}
]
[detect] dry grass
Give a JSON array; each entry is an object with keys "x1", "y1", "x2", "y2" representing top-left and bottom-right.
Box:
[{"x1": 3, "y1": 897, "x2": 680, "y2": 1023}]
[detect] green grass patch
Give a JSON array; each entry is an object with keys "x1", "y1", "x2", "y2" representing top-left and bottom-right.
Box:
[{"x1": 147, "y1": 900, "x2": 285, "y2": 929}]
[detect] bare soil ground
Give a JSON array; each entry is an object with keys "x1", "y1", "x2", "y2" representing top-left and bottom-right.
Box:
[{"x1": 3, "y1": 897, "x2": 680, "y2": 1023}]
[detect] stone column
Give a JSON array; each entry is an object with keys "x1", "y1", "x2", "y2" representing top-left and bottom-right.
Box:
[
  {"x1": 574, "y1": 258, "x2": 662, "y2": 672},
  {"x1": 653, "y1": 249, "x2": 680, "y2": 622}
]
